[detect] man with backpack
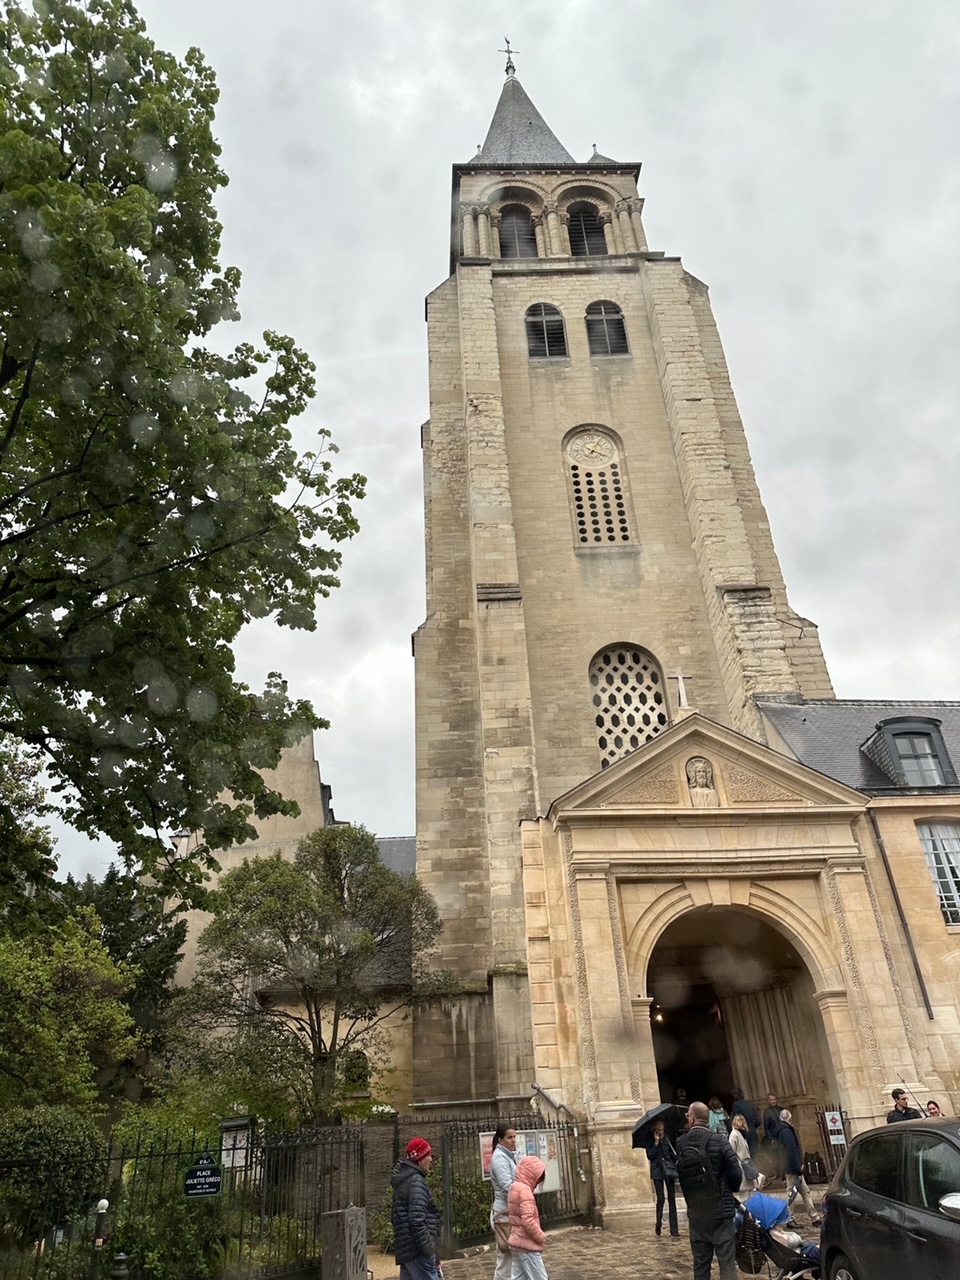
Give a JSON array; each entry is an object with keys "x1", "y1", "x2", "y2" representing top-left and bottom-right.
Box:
[{"x1": 675, "y1": 1100, "x2": 744, "y2": 1280}]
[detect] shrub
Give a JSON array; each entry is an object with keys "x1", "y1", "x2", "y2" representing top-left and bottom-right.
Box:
[{"x1": 0, "y1": 1107, "x2": 107, "y2": 1242}]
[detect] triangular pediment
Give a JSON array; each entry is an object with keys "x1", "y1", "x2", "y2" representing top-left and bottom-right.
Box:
[{"x1": 548, "y1": 712, "x2": 866, "y2": 818}]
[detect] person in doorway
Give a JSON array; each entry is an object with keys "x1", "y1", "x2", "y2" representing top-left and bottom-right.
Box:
[
  {"x1": 391, "y1": 1138, "x2": 440, "y2": 1280},
  {"x1": 728, "y1": 1114, "x2": 764, "y2": 1199},
  {"x1": 777, "y1": 1110, "x2": 821, "y2": 1226},
  {"x1": 507, "y1": 1156, "x2": 548, "y2": 1280},
  {"x1": 707, "y1": 1096, "x2": 730, "y2": 1135},
  {"x1": 645, "y1": 1119, "x2": 680, "y2": 1237},
  {"x1": 926, "y1": 1099, "x2": 943, "y2": 1117},
  {"x1": 489, "y1": 1124, "x2": 519, "y2": 1280},
  {"x1": 730, "y1": 1088, "x2": 761, "y2": 1156},
  {"x1": 886, "y1": 1088, "x2": 923, "y2": 1123},
  {"x1": 762, "y1": 1094, "x2": 783, "y2": 1180},
  {"x1": 675, "y1": 1101, "x2": 743, "y2": 1280}
]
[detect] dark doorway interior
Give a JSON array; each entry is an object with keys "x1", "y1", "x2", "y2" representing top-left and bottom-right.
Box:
[{"x1": 651, "y1": 981, "x2": 734, "y2": 1105}]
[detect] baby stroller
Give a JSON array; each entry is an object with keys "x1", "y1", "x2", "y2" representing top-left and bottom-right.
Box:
[{"x1": 736, "y1": 1192, "x2": 820, "y2": 1280}]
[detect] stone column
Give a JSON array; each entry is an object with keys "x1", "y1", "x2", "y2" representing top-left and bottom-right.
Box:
[
  {"x1": 476, "y1": 207, "x2": 492, "y2": 258},
  {"x1": 600, "y1": 213, "x2": 617, "y2": 255},
  {"x1": 532, "y1": 215, "x2": 547, "y2": 259},
  {"x1": 489, "y1": 213, "x2": 501, "y2": 258},
  {"x1": 629, "y1": 200, "x2": 648, "y2": 251},
  {"x1": 545, "y1": 204, "x2": 563, "y2": 256},
  {"x1": 559, "y1": 211, "x2": 572, "y2": 256},
  {"x1": 461, "y1": 206, "x2": 478, "y2": 258},
  {"x1": 617, "y1": 201, "x2": 637, "y2": 252}
]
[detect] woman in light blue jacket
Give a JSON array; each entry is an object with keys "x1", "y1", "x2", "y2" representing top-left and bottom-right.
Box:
[{"x1": 489, "y1": 1125, "x2": 519, "y2": 1280}]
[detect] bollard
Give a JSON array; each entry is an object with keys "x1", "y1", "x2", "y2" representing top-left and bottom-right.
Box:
[
  {"x1": 321, "y1": 1206, "x2": 366, "y2": 1280},
  {"x1": 110, "y1": 1253, "x2": 129, "y2": 1280}
]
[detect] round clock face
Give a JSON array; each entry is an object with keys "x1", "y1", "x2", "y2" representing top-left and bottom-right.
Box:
[{"x1": 569, "y1": 433, "x2": 614, "y2": 465}]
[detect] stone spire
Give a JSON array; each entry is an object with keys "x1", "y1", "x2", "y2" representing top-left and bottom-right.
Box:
[{"x1": 472, "y1": 74, "x2": 574, "y2": 166}]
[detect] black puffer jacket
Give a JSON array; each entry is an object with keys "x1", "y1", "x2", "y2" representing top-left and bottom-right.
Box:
[
  {"x1": 676, "y1": 1125, "x2": 742, "y2": 1221},
  {"x1": 391, "y1": 1159, "x2": 440, "y2": 1263}
]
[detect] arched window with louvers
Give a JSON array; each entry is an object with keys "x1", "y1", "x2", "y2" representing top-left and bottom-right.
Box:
[
  {"x1": 525, "y1": 304, "x2": 567, "y2": 359},
  {"x1": 585, "y1": 301, "x2": 629, "y2": 355},
  {"x1": 568, "y1": 202, "x2": 607, "y2": 257},
  {"x1": 498, "y1": 205, "x2": 538, "y2": 259}
]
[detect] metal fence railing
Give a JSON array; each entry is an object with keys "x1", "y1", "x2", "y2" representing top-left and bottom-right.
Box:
[
  {"x1": 1, "y1": 1111, "x2": 590, "y2": 1278},
  {"x1": 364, "y1": 1110, "x2": 591, "y2": 1255},
  {"x1": 0, "y1": 1126, "x2": 364, "y2": 1280}
]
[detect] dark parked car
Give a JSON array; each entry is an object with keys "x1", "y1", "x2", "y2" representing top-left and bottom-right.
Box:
[{"x1": 820, "y1": 1117, "x2": 960, "y2": 1279}]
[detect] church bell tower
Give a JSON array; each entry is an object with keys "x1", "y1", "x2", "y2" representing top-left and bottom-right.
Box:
[{"x1": 412, "y1": 56, "x2": 834, "y2": 1104}]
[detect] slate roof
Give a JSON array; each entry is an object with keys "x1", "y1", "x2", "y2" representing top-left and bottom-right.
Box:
[
  {"x1": 756, "y1": 699, "x2": 960, "y2": 793},
  {"x1": 376, "y1": 835, "x2": 416, "y2": 875},
  {"x1": 471, "y1": 76, "x2": 574, "y2": 166}
]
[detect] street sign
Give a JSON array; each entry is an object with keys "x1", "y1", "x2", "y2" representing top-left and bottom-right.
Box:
[
  {"x1": 824, "y1": 1111, "x2": 843, "y2": 1130},
  {"x1": 824, "y1": 1111, "x2": 846, "y2": 1146},
  {"x1": 184, "y1": 1153, "x2": 223, "y2": 1198}
]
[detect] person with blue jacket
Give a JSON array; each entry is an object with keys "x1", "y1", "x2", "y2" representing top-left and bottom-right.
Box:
[
  {"x1": 776, "y1": 1110, "x2": 820, "y2": 1226},
  {"x1": 489, "y1": 1125, "x2": 519, "y2": 1280}
]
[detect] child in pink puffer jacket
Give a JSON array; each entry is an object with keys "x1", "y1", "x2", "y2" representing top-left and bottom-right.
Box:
[{"x1": 507, "y1": 1156, "x2": 547, "y2": 1280}]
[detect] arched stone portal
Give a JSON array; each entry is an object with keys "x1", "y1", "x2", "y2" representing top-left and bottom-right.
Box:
[{"x1": 646, "y1": 908, "x2": 836, "y2": 1129}]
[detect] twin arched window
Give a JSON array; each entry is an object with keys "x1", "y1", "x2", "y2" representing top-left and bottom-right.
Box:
[
  {"x1": 525, "y1": 302, "x2": 628, "y2": 359},
  {"x1": 492, "y1": 200, "x2": 610, "y2": 259},
  {"x1": 590, "y1": 646, "x2": 669, "y2": 767}
]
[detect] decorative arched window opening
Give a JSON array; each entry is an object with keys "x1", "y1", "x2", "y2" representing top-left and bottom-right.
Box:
[
  {"x1": 568, "y1": 202, "x2": 607, "y2": 257},
  {"x1": 917, "y1": 822, "x2": 960, "y2": 925},
  {"x1": 499, "y1": 205, "x2": 538, "y2": 259},
  {"x1": 565, "y1": 428, "x2": 632, "y2": 544},
  {"x1": 589, "y1": 645, "x2": 668, "y2": 767},
  {"x1": 585, "y1": 301, "x2": 629, "y2": 355},
  {"x1": 525, "y1": 304, "x2": 567, "y2": 359}
]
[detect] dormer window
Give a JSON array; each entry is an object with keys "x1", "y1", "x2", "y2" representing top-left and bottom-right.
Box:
[
  {"x1": 894, "y1": 733, "x2": 945, "y2": 786},
  {"x1": 860, "y1": 716, "x2": 958, "y2": 788}
]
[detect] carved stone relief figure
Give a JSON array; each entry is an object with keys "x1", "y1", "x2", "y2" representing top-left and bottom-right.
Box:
[{"x1": 686, "y1": 756, "x2": 720, "y2": 808}]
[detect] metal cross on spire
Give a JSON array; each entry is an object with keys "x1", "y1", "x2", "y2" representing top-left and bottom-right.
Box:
[{"x1": 498, "y1": 38, "x2": 518, "y2": 78}]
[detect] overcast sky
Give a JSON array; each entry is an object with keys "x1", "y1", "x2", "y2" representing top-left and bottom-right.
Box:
[{"x1": 55, "y1": 0, "x2": 960, "y2": 877}]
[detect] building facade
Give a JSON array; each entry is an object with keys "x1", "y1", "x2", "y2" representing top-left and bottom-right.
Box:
[{"x1": 412, "y1": 63, "x2": 960, "y2": 1222}]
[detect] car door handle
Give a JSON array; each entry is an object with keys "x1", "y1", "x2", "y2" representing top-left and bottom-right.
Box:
[
  {"x1": 906, "y1": 1230, "x2": 927, "y2": 1242},
  {"x1": 845, "y1": 1208, "x2": 864, "y2": 1219}
]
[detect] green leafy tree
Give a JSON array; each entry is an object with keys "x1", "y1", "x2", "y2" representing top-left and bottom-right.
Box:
[
  {"x1": 176, "y1": 826, "x2": 449, "y2": 1123},
  {"x1": 0, "y1": 730, "x2": 58, "y2": 928},
  {"x1": 0, "y1": 1106, "x2": 107, "y2": 1243},
  {"x1": 0, "y1": 1, "x2": 364, "y2": 899},
  {"x1": 61, "y1": 864, "x2": 186, "y2": 1090},
  {"x1": 0, "y1": 905, "x2": 138, "y2": 1108}
]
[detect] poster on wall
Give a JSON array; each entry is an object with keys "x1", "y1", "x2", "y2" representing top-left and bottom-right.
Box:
[{"x1": 479, "y1": 1131, "x2": 562, "y2": 1193}]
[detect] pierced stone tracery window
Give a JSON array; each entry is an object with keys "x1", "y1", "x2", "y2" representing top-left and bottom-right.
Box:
[
  {"x1": 590, "y1": 646, "x2": 669, "y2": 767},
  {"x1": 566, "y1": 429, "x2": 632, "y2": 544}
]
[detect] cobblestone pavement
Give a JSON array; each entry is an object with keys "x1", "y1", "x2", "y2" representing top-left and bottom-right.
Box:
[{"x1": 440, "y1": 1226, "x2": 705, "y2": 1280}]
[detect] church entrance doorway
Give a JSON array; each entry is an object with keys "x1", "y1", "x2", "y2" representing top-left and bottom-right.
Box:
[{"x1": 646, "y1": 908, "x2": 835, "y2": 1120}]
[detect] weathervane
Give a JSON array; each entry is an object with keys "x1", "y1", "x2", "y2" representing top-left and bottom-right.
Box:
[{"x1": 498, "y1": 38, "x2": 518, "y2": 78}]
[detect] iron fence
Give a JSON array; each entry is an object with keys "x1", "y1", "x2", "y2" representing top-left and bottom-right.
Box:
[
  {"x1": 364, "y1": 1110, "x2": 590, "y2": 1255},
  {"x1": 1, "y1": 1110, "x2": 589, "y2": 1278},
  {"x1": 0, "y1": 1127, "x2": 364, "y2": 1280}
]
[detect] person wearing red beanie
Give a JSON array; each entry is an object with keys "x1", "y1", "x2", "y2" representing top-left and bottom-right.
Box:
[{"x1": 391, "y1": 1137, "x2": 440, "y2": 1280}]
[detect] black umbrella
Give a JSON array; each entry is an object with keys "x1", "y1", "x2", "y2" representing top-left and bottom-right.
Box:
[{"x1": 631, "y1": 1103, "x2": 686, "y2": 1148}]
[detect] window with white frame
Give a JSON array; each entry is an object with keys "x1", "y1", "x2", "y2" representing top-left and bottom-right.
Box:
[{"x1": 918, "y1": 822, "x2": 960, "y2": 925}]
